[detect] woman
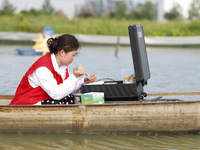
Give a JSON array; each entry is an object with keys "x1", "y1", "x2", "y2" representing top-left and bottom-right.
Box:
[{"x1": 10, "y1": 34, "x2": 96, "y2": 105}]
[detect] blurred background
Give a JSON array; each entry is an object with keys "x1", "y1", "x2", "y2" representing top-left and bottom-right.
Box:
[
  {"x1": 0, "y1": 1, "x2": 200, "y2": 149},
  {"x1": 0, "y1": 0, "x2": 200, "y2": 35}
]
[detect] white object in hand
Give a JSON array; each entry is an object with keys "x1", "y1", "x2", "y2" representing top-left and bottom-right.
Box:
[{"x1": 77, "y1": 64, "x2": 92, "y2": 80}]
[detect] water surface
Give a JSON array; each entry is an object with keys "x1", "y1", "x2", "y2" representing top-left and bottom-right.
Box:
[
  {"x1": 0, "y1": 133, "x2": 200, "y2": 150},
  {"x1": 0, "y1": 45, "x2": 200, "y2": 94},
  {"x1": 0, "y1": 45, "x2": 200, "y2": 149}
]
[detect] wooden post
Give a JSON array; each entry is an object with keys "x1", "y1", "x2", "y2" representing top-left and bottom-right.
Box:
[{"x1": 115, "y1": 36, "x2": 120, "y2": 56}]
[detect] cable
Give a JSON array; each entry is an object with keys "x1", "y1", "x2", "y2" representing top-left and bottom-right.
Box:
[{"x1": 96, "y1": 78, "x2": 115, "y2": 82}]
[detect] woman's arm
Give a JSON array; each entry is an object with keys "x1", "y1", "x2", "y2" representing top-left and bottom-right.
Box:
[{"x1": 29, "y1": 67, "x2": 79, "y2": 100}]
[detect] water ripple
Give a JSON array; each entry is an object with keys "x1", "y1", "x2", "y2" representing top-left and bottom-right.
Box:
[{"x1": 0, "y1": 133, "x2": 200, "y2": 150}]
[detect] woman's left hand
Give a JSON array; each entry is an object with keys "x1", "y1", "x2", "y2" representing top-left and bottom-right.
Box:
[{"x1": 84, "y1": 73, "x2": 96, "y2": 83}]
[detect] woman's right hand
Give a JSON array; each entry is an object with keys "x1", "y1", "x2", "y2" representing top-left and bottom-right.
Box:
[{"x1": 73, "y1": 65, "x2": 85, "y2": 78}]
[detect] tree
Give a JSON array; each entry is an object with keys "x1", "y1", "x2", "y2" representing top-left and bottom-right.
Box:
[
  {"x1": 114, "y1": 1, "x2": 127, "y2": 19},
  {"x1": 188, "y1": 0, "x2": 200, "y2": 20},
  {"x1": 140, "y1": 1, "x2": 156, "y2": 20},
  {"x1": 78, "y1": 8, "x2": 95, "y2": 18},
  {"x1": 129, "y1": 9, "x2": 142, "y2": 20},
  {"x1": 20, "y1": 9, "x2": 45, "y2": 16},
  {"x1": 87, "y1": 0, "x2": 104, "y2": 17},
  {"x1": 164, "y1": 3, "x2": 182, "y2": 20},
  {"x1": 42, "y1": 0, "x2": 54, "y2": 15},
  {"x1": 107, "y1": 9, "x2": 116, "y2": 19},
  {"x1": 0, "y1": 0, "x2": 16, "y2": 15},
  {"x1": 129, "y1": 2, "x2": 156, "y2": 20}
]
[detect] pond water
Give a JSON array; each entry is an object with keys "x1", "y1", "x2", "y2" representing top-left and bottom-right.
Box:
[
  {"x1": 0, "y1": 133, "x2": 200, "y2": 150},
  {"x1": 0, "y1": 45, "x2": 200, "y2": 149},
  {"x1": 0, "y1": 45, "x2": 200, "y2": 95}
]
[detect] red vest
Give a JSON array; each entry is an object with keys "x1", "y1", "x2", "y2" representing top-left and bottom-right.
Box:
[{"x1": 10, "y1": 54, "x2": 69, "y2": 105}]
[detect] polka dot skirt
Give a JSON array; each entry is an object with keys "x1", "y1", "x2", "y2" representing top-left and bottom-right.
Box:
[{"x1": 41, "y1": 95, "x2": 74, "y2": 105}]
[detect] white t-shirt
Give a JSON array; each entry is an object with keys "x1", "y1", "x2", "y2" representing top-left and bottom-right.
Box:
[{"x1": 28, "y1": 53, "x2": 84, "y2": 104}]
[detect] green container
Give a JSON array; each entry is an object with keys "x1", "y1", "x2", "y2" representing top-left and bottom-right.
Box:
[
  {"x1": 93, "y1": 94, "x2": 104, "y2": 104},
  {"x1": 81, "y1": 94, "x2": 93, "y2": 104},
  {"x1": 81, "y1": 92, "x2": 104, "y2": 104}
]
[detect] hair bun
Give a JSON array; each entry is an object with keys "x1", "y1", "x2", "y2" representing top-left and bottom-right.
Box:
[
  {"x1": 53, "y1": 37, "x2": 58, "y2": 42},
  {"x1": 47, "y1": 37, "x2": 54, "y2": 47},
  {"x1": 47, "y1": 37, "x2": 58, "y2": 53}
]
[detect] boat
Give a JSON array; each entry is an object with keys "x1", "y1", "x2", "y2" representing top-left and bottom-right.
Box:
[
  {"x1": 4, "y1": 25, "x2": 199, "y2": 134},
  {"x1": 17, "y1": 48, "x2": 43, "y2": 55},
  {"x1": 0, "y1": 92, "x2": 200, "y2": 134},
  {"x1": 17, "y1": 27, "x2": 54, "y2": 55},
  {"x1": 17, "y1": 34, "x2": 50, "y2": 55}
]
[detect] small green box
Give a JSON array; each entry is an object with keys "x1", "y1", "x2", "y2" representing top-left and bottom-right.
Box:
[
  {"x1": 81, "y1": 94, "x2": 93, "y2": 104},
  {"x1": 81, "y1": 92, "x2": 104, "y2": 104}
]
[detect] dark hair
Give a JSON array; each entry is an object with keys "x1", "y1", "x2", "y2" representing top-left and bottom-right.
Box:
[{"x1": 47, "y1": 34, "x2": 80, "y2": 54}]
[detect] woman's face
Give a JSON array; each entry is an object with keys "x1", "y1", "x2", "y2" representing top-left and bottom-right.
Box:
[{"x1": 60, "y1": 49, "x2": 78, "y2": 66}]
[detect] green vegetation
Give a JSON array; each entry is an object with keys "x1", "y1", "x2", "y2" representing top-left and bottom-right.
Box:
[
  {"x1": 1, "y1": 0, "x2": 200, "y2": 36},
  {"x1": 1, "y1": 15, "x2": 200, "y2": 36},
  {"x1": 188, "y1": 0, "x2": 200, "y2": 20},
  {"x1": 78, "y1": 0, "x2": 157, "y2": 21}
]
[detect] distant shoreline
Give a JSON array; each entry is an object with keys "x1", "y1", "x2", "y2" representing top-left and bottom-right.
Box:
[{"x1": 1, "y1": 32, "x2": 200, "y2": 47}]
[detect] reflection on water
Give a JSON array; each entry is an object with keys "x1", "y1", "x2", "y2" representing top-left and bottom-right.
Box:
[{"x1": 0, "y1": 133, "x2": 200, "y2": 150}]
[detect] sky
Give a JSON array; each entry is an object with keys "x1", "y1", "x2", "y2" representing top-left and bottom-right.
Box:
[{"x1": 0, "y1": 0, "x2": 193, "y2": 19}]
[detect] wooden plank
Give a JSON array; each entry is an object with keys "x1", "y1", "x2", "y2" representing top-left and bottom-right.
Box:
[
  {"x1": 1, "y1": 92, "x2": 200, "y2": 100},
  {"x1": 148, "y1": 92, "x2": 200, "y2": 96},
  {"x1": 0, "y1": 95, "x2": 14, "y2": 99},
  {"x1": 0, "y1": 101, "x2": 199, "y2": 134}
]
